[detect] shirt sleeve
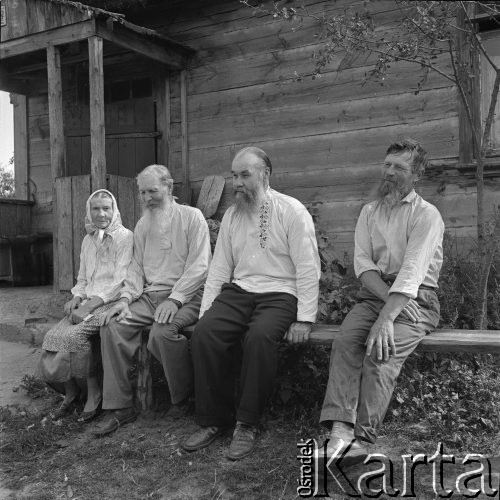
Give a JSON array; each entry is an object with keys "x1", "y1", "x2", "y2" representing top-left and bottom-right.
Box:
[
  {"x1": 169, "y1": 210, "x2": 211, "y2": 305},
  {"x1": 354, "y1": 205, "x2": 380, "y2": 278},
  {"x1": 71, "y1": 236, "x2": 89, "y2": 299},
  {"x1": 199, "y1": 210, "x2": 234, "y2": 318},
  {"x1": 287, "y1": 205, "x2": 321, "y2": 322},
  {"x1": 93, "y1": 230, "x2": 134, "y2": 304},
  {"x1": 120, "y1": 222, "x2": 147, "y2": 303},
  {"x1": 390, "y1": 206, "x2": 444, "y2": 298}
]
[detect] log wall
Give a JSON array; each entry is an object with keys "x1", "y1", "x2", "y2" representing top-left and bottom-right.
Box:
[{"x1": 130, "y1": 0, "x2": 500, "y2": 257}]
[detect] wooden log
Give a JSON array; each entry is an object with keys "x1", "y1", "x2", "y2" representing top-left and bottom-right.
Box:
[
  {"x1": 47, "y1": 44, "x2": 66, "y2": 292},
  {"x1": 136, "y1": 330, "x2": 153, "y2": 410},
  {"x1": 0, "y1": 20, "x2": 96, "y2": 60},
  {"x1": 88, "y1": 36, "x2": 106, "y2": 190},
  {"x1": 55, "y1": 177, "x2": 73, "y2": 291},
  {"x1": 11, "y1": 94, "x2": 28, "y2": 200},
  {"x1": 196, "y1": 175, "x2": 225, "y2": 218},
  {"x1": 71, "y1": 175, "x2": 91, "y2": 282},
  {"x1": 308, "y1": 325, "x2": 500, "y2": 354}
]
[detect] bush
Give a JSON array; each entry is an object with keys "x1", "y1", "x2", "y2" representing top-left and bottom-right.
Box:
[
  {"x1": 389, "y1": 352, "x2": 500, "y2": 451},
  {"x1": 438, "y1": 232, "x2": 500, "y2": 329}
]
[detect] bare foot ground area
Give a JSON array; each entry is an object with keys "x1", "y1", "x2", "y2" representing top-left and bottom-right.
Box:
[{"x1": 0, "y1": 287, "x2": 498, "y2": 499}]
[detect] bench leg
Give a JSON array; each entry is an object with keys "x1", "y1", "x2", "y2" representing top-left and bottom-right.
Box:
[{"x1": 136, "y1": 331, "x2": 153, "y2": 410}]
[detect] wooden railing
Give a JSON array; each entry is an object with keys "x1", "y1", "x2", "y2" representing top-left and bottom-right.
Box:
[{"x1": 0, "y1": 198, "x2": 33, "y2": 237}]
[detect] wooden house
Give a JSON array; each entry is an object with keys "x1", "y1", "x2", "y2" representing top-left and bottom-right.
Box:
[{"x1": 1, "y1": 0, "x2": 499, "y2": 291}]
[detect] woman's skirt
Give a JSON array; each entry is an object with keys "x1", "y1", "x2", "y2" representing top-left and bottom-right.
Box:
[{"x1": 38, "y1": 303, "x2": 113, "y2": 387}]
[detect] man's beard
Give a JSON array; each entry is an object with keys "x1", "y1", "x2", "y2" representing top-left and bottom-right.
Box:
[
  {"x1": 375, "y1": 178, "x2": 410, "y2": 208},
  {"x1": 142, "y1": 199, "x2": 171, "y2": 234},
  {"x1": 233, "y1": 188, "x2": 260, "y2": 215}
]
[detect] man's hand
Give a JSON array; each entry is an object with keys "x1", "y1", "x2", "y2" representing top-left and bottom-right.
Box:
[
  {"x1": 284, "y1": 322, "x2": 312, "y2": 344},
  {"x1": 154, "y1": 300, "x2": 179, "y2": 324},
  {"x1": 100, "y1": 300, "x2": 130, "y2": 325},
  {"x1": 365, "y1": 317, "x2": 396, "y2": 363},
  {"x1": 399, "y1": 298, "x2": 421, "y2": 323},
  {"x1": 64, "y1": 296, "x2": 82, "y2": 316}
]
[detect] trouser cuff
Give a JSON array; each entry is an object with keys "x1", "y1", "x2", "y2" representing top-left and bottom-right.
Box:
[
  {"x1": 319, "y1": 408, "x2": 357, "y2": 428},
  {"x1": 102, "y1": 398, "x2": 134, "y2": 410},
  {"x1": 354, "y1": 423, "x2": 377, "y2": 444},
  {"x1": 195, "y1": 414, "x2": 235, "y2": 428}
]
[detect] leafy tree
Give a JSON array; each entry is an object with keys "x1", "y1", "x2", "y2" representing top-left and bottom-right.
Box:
[
  {"x1": 0, "y1": 158, "x2": 15, "y2": 198},
  {"x1": 241, "y1": 0, "x2": 500, "y2": 328}
]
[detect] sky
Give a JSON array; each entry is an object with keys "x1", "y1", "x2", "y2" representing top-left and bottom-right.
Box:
[{"x1": 0, "y1": 91, "x2": 14, "y2": 171}]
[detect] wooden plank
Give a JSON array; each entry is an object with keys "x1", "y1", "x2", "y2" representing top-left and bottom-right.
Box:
[
  {"x1": 196, "y1": 175, "x2": 225, "y2": 218},
  {"x1": 95, "y1": 20, "x2": 188, "y2": 70},
  {"x1": 71, "y1": 175, "x2": 91, "y2": 284},
  {"x1": 183, "y1": 87, "x2": 457, "y2": 151},
  {"x1": 135, "y1": 138, "x2": 156, "y2": 174},
  {"x1": 105, "y1": 138, "x2": 119, "y2": 176},
  {"x1": 308, "y1": 325, "x2": 500, "y2": 354},
  {"x1": 0, "y1": 20, "x2": 96, "y2": 60},
  {"x1": 88, "y1": 36, "x2": 106, "y2": 190},
  {"x1": 117, "y1": 139, "x2": 136, "y2": 178},
  {"x1": 106, "y1": 173, "x2": 119, "y2": 199},
  {"x1": 81, "y1": 135, "x2": 91, "y2": 175},
  {"x1": 180, "y1": 69, "x2": 189, "y2": 203},
  {"x1": 0, "y1": 204, "x2": 17, "y2": 236},
  {"x1": 172, "y1": 56, "x2": 453, "y2": 123},
  {"x1": 5, "y1": 0, "x2": 28, "y2": 40},
  {"x1": 116, "y1": 176, "x2": 136, "y2": 232},
  {"x1": 187, "y1": 118, "x2": 459, "y2": 180},
  {"x1": 47, "y1": 44, "x2": 66, "y2": 180},
  {"x1": 11, "y1": 94, "x2": 28, "y2": 200},
  {"x1": 154, "y1": 70, "x2": 171, "y2": 167},
  {"x1": 55, "y1": 177, "x2": 73, "y2": 291},
  {"x1": 66, "y1": 137, "x2": 82, "y2": 176}
]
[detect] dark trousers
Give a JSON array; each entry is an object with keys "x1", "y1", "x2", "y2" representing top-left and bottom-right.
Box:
[
  {"x1": 192, "y1": 283, "x2": 298, "y2": 427},
  {"x1": 320, "y1": 287, "x2": 440, "y2": 443}
]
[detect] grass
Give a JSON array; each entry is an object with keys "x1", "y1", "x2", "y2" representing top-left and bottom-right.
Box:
[{"x1": 1, "y1": 388, "x2": 499, "y2": 500}]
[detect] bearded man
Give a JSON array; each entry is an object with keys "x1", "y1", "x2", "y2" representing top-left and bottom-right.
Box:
[
  {"x1": 181, "y1": 146, "x2": 321, "y2": 460},
  {"x1": 318, "y1": 138, "x2": 444, "y2": 466},
  {"x1": 92, "y1": 164, "x2": 211, "y2": 436}
]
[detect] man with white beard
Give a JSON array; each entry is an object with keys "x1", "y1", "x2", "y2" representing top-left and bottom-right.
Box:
[
  {"x1": 92, "y1": 164, "x2": 211, "y2": 437},
  {"x1": 318, "y1": 138, "x2": 444, "y2": 466},
  {"x1": 182, "y1": 147, "x2": 321, "y2": 460}
]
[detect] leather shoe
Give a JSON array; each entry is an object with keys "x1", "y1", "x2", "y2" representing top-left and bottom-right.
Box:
[
  {"x1": 52, "y1": 397, "x2": 79, "y2": 420},
  {"x1": 227, "y1": 422, "x2": 257, "y2": 461},
  {"x1": 91, "y1": 407, "x2": 138, "y2": 437},
  {"x1": 78, "y1": 402, "x2": 102, "y2": 423},
  {"x1": 182, "y1": 426, "x2": 225, "y2": 452},
  {"x1": 315, "y1": 436, "x2": 368, "y2": 470}
]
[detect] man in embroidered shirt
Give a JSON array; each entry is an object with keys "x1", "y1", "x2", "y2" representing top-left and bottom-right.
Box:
[
  {"x1": 318, "y1": 138, "x2": 444, "y2": 466},
  {"x1": 92, "y1": 164, "x2": 211, "y2": 437},
  {"x1": 181, "y1": 146, "x2": 321, "y2": 460}
]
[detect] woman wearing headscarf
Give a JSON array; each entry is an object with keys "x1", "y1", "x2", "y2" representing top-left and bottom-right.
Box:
[{"x1": 38, "y1": 189, "x2": 133, "y2": 421}]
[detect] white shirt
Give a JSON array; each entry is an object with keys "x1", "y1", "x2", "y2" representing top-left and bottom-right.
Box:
[
  {"x1": 71, "y1": 226, "x2": 133, "y2": 304},
  {"x1": 200, "y1": 188, "x2": 321, "y2": 322},
  {"x1": 121, "y1": 201, "x2": 211, "y2": 305},
  {"x1": 354, "y1": 190, "x2": 444, "y2": 299}
]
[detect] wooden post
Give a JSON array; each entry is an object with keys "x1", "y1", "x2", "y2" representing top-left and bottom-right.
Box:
[
  {"x1": 88, "y1": 36, "x2": 106, "y2": 190},
  {"x1": 47, "y1": 44, "x2": 66, "y2": 292},
  {"x1": 11, "y1": 94, "x2": 28, "y2": 201},
  {"x1": 180, "y1": 69, "x2": 189, "y2": 204}
]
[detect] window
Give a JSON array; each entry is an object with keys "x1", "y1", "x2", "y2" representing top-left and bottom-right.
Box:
[{"x1": 0, "y1": 91, "x2": 15, "y2": 198}]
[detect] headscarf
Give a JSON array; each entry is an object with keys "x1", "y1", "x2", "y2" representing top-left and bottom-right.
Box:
[{"x1": 84, "y1": 189, "x2": 123, "y2": 238}]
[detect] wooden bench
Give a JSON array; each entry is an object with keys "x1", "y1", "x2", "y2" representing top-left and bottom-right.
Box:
[{"x1": 135, "y1": 325, "x2": 500, "y2": 409}]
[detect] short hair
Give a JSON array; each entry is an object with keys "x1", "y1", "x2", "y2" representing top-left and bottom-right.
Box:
[
  {"x1": 234, "y1": 146, "x2": 272, "y2": 175},
  {"x1": 386, "y1": 138, "x2": 428, "y2": 176},
  {"x1": 137, "y1": 164, "x2": 174, "y2": 190}
]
